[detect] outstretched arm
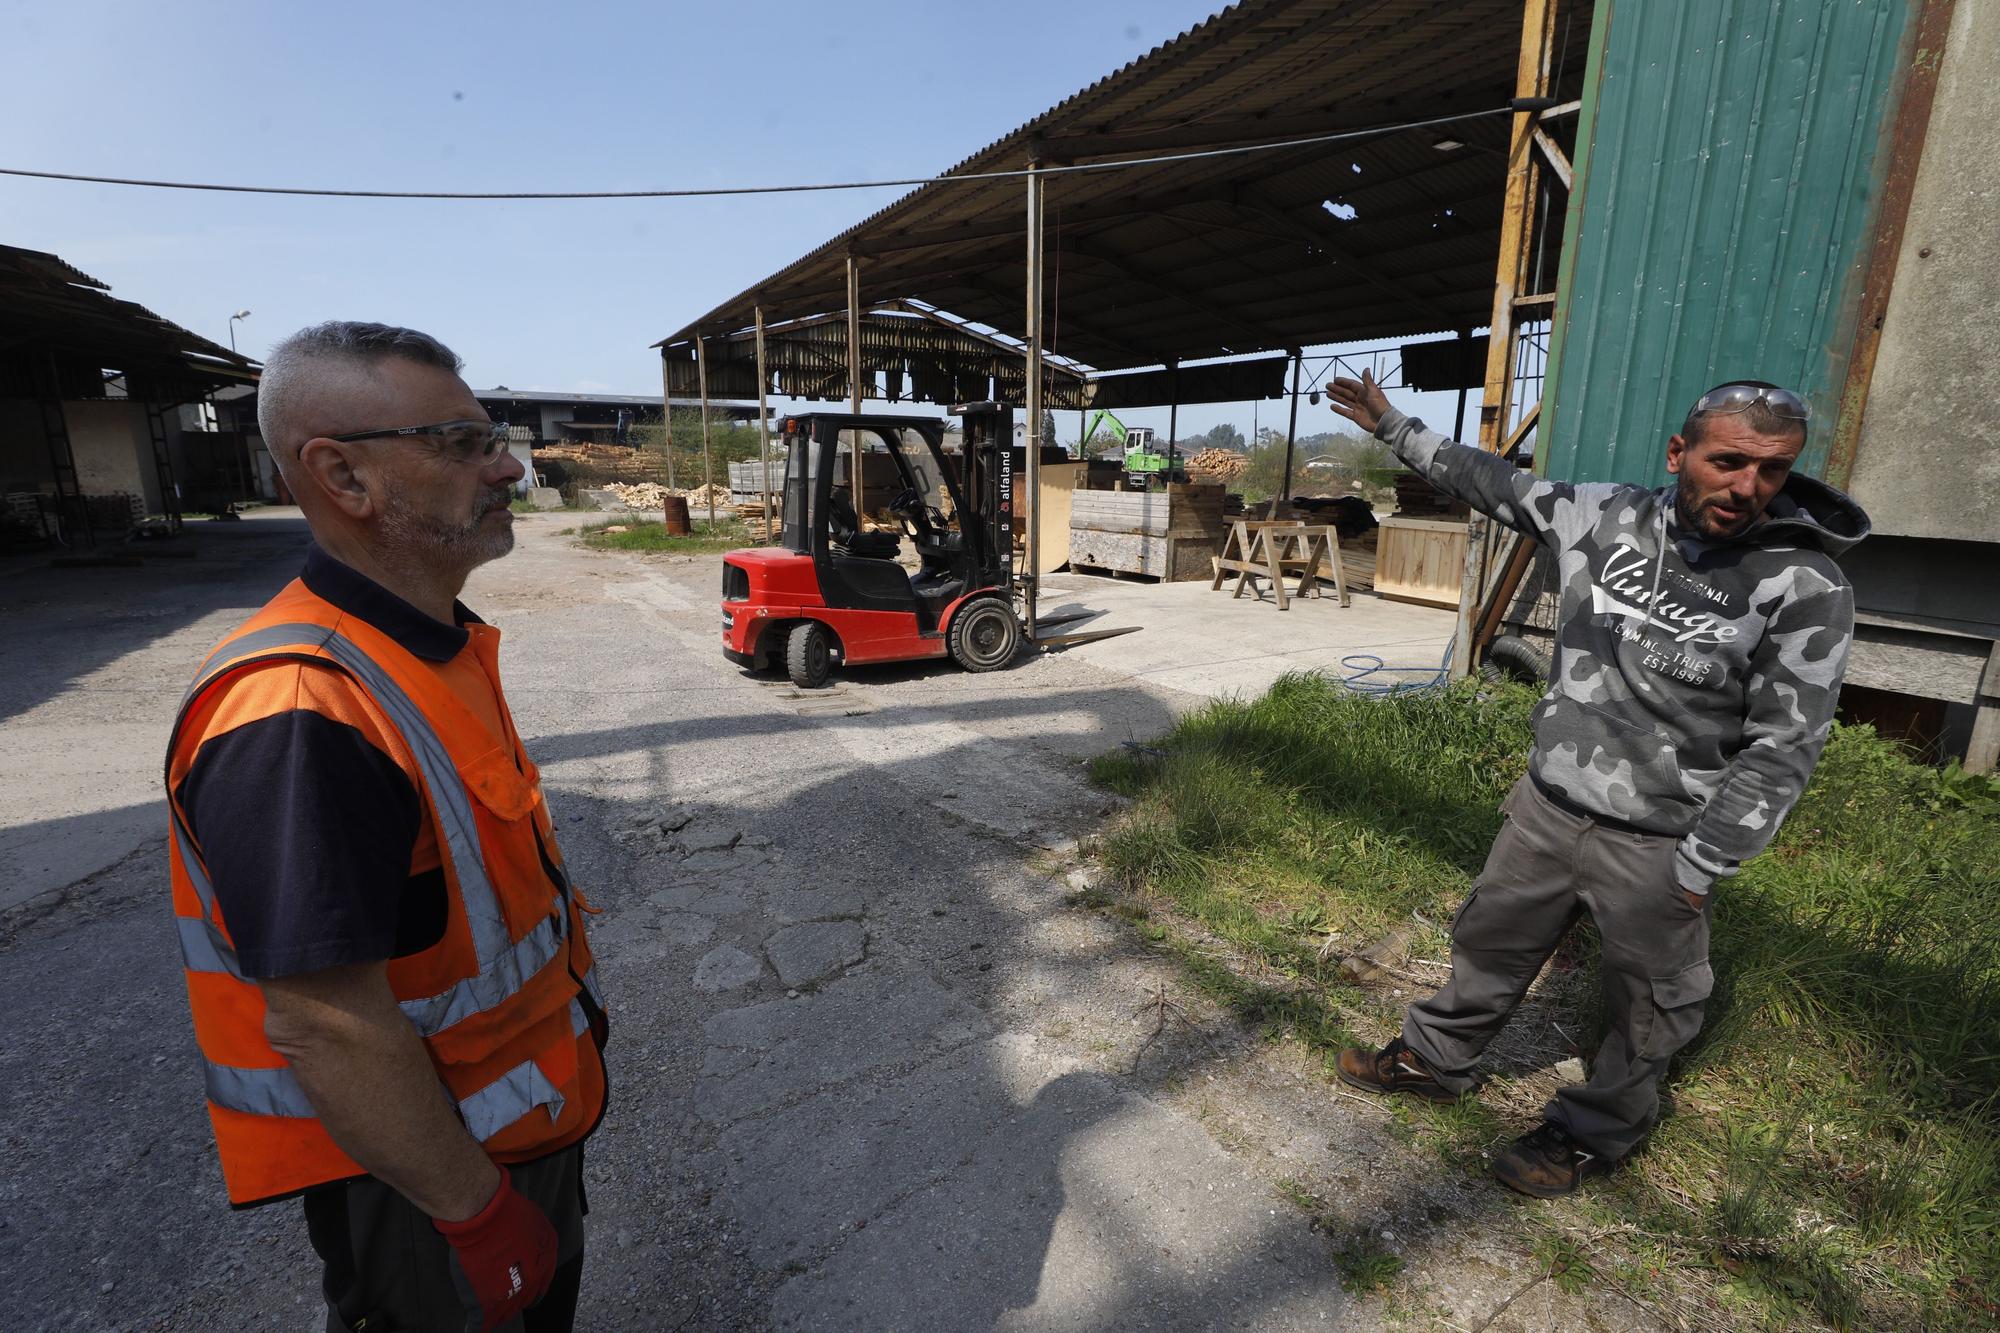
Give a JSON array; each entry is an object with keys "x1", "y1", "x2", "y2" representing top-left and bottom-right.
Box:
[{"x1": 1326, "y1": 370, "x2": 1613, "y2": 550}]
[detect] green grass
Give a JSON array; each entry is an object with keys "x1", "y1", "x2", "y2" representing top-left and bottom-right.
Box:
[
  {"x1": 1090, "y1": 673, "x2": 2000, "y2": 1330},
  {"x1": 1334, "y1": 1242, "x2": 1407, "y2": 1294},
  {"x1": 573, "y1": 518, "x2": 765, "y2": 555}
]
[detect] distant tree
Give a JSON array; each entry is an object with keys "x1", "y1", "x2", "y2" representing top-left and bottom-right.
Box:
[
  {"x1": 1076, "y1": 427, "x2": 1118, "y2": 459},
  {"x1": 1232, "y1": 426, "x2": 1403, "y2": 503},
  {"x1": 1196, "y1": 422, "x2": 1246, "y2": 452},
  {"x1": 635, "y1": 411, "x2": 769, "y2": 486}
]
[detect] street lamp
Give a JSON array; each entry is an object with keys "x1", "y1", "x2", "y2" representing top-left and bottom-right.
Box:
[{"x1": 228, "y1": 309, "x2": 251, "y2": 353}]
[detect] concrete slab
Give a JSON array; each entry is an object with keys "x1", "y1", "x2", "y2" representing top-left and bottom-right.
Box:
[
  {"x1": 763, "y1": 920, "x2": 866, "y2": 987},
  {"x1": 1032, "y1": 573, "x2": 1456, "y2": 700}
]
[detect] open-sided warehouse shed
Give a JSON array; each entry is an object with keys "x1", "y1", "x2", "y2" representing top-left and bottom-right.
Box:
[{"x1": 0, "y1": 244, "x2": 260, "y2": 543}]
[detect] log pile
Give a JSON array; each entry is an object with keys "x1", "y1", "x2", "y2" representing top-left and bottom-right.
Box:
[{"x1": 1185, "y1": 448, "x2": 1248, "y2": 483}]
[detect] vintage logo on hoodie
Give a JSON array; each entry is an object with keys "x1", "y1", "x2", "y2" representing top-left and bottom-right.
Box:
[
  {"x1": 1588, "y1": 543, "x2": 1742, "y2": 685},
  {"x1": 1589, "y1": 543, "x2": 1738, "y2": 645}
]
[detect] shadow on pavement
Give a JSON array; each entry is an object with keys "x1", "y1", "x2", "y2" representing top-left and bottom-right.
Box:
[{"x1": 0, "y1": 515, "x2": 311, "y2": 725}]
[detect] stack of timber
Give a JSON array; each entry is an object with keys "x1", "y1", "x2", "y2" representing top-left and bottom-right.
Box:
[
  {"x1": 1068, "y1": 483, "x2": 1227, "y2": 581},
  {"x1": 1337, "y1": 531, "x2": 1378, "y2": 593},
  {"x1": 1185, "y1": 448, "x2": 1248, "y2": 483},
  {"x1": 533, "y1": 443, "x2": 657, "y2": 484},
  {"x1": 1391, "y1": 472, "x2": 1468, "y2": 519}
]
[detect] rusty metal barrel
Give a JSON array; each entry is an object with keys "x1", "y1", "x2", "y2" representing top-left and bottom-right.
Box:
[{"x1": 661, "y1": 495, "x2": 691, "y2": 535}]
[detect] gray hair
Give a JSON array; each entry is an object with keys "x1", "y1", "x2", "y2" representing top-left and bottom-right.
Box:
[{"x1": 257, "y1": 321, "x2": 464, "y2": 458}]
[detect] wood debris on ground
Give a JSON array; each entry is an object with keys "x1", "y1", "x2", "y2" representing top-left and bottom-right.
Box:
[{"x1": 603, "y1": 481, "x2": 734, "y2": 510}]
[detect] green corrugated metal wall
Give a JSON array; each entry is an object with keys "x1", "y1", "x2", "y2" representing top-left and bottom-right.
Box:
[{"x1": 1539, "y1": 0, "x2": 1915, "y2": 484}]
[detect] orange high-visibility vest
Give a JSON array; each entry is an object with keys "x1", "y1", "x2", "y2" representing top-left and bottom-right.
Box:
[{"x1": 166, "y1": 579, "x2": 607, "y2": 1207}]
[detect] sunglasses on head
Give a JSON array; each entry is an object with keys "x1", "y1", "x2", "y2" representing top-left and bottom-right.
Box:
[
  {"x1": 1690, "y1": 382, "x2": 1810, "y2": 422},
  {"x1": 326, "y1": 419, "x2": 509, "y2": 462}
]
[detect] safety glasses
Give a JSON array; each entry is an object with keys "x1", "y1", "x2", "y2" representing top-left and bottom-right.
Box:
[
  {"x1": 1690, "y1": 382, "x2": 1810, "y2": 422},
  {"x1": 326, "y1": 418, "x2": 510, "y2": 463}
]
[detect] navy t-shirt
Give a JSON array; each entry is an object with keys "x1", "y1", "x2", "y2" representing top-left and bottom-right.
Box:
[{"x1": 173, "y1": 546, "x2": 479, "y2": 979}]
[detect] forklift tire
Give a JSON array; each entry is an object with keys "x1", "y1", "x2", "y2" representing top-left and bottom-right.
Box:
[
  {"x1": 948, "y1": 598, "x2": 1021, "y2": 672},
  {"x1": 786, "y1": 621, "x2": 834, "y2": 689}
]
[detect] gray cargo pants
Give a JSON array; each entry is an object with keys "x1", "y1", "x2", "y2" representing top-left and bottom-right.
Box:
[{"x1": 1402, "y1": 774, "x2": 1715, "y2": 1160}]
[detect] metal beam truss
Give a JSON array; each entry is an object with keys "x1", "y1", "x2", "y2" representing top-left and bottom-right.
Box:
[{"x1": 662, "y1": 303, "x2": 1087, "y2": 411}]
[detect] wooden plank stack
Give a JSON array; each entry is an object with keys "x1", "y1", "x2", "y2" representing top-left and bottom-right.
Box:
[
  {"x1": 1068, "y1": 483, "x2": 1227, "y2": 581},
  {"x1": 1392, "y1": 472, "x2": 1468, "y2": 519}
]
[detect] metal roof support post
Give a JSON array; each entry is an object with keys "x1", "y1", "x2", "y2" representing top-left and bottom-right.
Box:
[
  {"x1": 1166, "y1": 360, "x2": 1179, "y2": 456},
  {"x1": 1281, "y1": 349, "x2": 1303, "y2": 502},
  {"x1": 696, "y1": 334, "x2": 716, "y2": 526},
  {"x1": 1453, "y1": 329, "x2": 1472, "y2": 439},
  {"x1": 1451, "y1": 0, "x2": 1559, "y2": 681},
  {"x1": 1023, "y1": 165, "x2": 1045, "y2": 640},
  {"x1": 754, "y1": 303, "x2": 774, "y2": 543},
  {"x1": 658, "y1": 354, "x2": 677, "y2": 491},
  {"x1": 846, "y1": 256, "x2": 863, "y2": 504}
]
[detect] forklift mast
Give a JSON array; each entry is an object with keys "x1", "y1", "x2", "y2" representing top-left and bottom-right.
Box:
[
  {"x1": 957, "y1": 402, "x2": 1014, "y2": 598},
  {"x1": 779, "y1": 420, "x2": 812, "y2": 555}
]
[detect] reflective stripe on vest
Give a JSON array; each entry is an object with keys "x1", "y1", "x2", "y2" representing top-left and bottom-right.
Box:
[
  {"x1": 182, "y1": 623, "x2": 511, "y2": 971},
  {"x1": 173, "y1": 620, "x2": 591, "y2": 1146},
  {"x1": 173, "y1": 622, "x2": 563, "y2": 1038},
  {"x1": 206, "y1": 1060, "x2": 317, "y2": 1119}
]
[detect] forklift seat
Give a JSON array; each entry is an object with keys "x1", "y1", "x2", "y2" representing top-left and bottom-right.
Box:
[{"x1": 829, "y1": 486, "x2": 900, "y2": 560}]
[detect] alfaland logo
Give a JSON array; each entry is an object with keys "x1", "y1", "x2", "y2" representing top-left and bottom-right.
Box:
[{"x1": 1591, "y1": 543, "x2": 1740, "y2": 647}]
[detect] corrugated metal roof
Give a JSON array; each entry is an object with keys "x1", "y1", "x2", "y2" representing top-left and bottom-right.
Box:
[
  {"x1": 659, "y1": 0, "x2": 1595, "y2": 372},
  {"x1": 0, "y1": 244, "x2": 260, "y2": 397}
]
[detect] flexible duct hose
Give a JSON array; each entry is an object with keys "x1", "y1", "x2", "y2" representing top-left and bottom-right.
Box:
[{"x1": 1482, "y1": 633, "x2": 1551, "y2": 685}]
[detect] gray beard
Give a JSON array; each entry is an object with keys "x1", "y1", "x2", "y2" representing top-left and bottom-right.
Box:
[{"x1": 378, "y1": 485, "x2": 515, "y2": 579}]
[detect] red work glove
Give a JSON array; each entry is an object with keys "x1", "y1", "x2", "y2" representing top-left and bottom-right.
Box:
[{"x1": 433, "y1": 1168, "x2": 558, "y2": 1332}]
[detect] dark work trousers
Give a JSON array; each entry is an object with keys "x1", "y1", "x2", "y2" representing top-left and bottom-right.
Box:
[
  {"x1": 1401, "y1": 774, "x2": 1715, "y2": 1160},
  {"x1": 302, "y1": 1144, "x2": 587, "y2": 1333}
]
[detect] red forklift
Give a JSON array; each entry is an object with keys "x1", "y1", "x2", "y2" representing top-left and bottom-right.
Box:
[{"x1": 720, "y1": 403, "x2": 1130, "y2": 688}]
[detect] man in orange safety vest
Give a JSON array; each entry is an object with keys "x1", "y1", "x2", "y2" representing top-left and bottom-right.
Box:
[{"x1": 166, "y1": 321, "x2": 608, "y2": 1332}]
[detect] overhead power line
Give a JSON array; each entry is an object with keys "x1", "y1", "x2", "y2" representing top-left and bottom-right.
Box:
[{"x1": 0, "y1": 108, "x2": 1509, "y2": 202}]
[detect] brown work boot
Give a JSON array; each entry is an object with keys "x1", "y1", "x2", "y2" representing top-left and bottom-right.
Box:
[
  {"x1": 1491, "y1": 1122, "x2": 1616, "y2": 1198},
  {"x1": 1335, "y1": 1037, "x2": 1464, "y2": 1104}
]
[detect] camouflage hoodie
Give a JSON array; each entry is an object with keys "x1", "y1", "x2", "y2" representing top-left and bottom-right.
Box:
[{"x1": 1375, "y1": 407, "x2": 1868, "y2": 895}]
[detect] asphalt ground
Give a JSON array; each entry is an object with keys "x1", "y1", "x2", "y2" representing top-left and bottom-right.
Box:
[{"x1": 0, "y1": 510, "x2": 1657, "y2": 1331}]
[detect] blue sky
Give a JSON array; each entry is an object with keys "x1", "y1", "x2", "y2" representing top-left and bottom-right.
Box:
[{"x1": 3, "y1": 0, "x2": 1467, "y2": 441}]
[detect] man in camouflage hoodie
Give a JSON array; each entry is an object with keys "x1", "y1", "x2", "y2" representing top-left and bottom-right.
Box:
[{"x1": 1326, "y1": 371, "x2": 1867, "y2": 1197}]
